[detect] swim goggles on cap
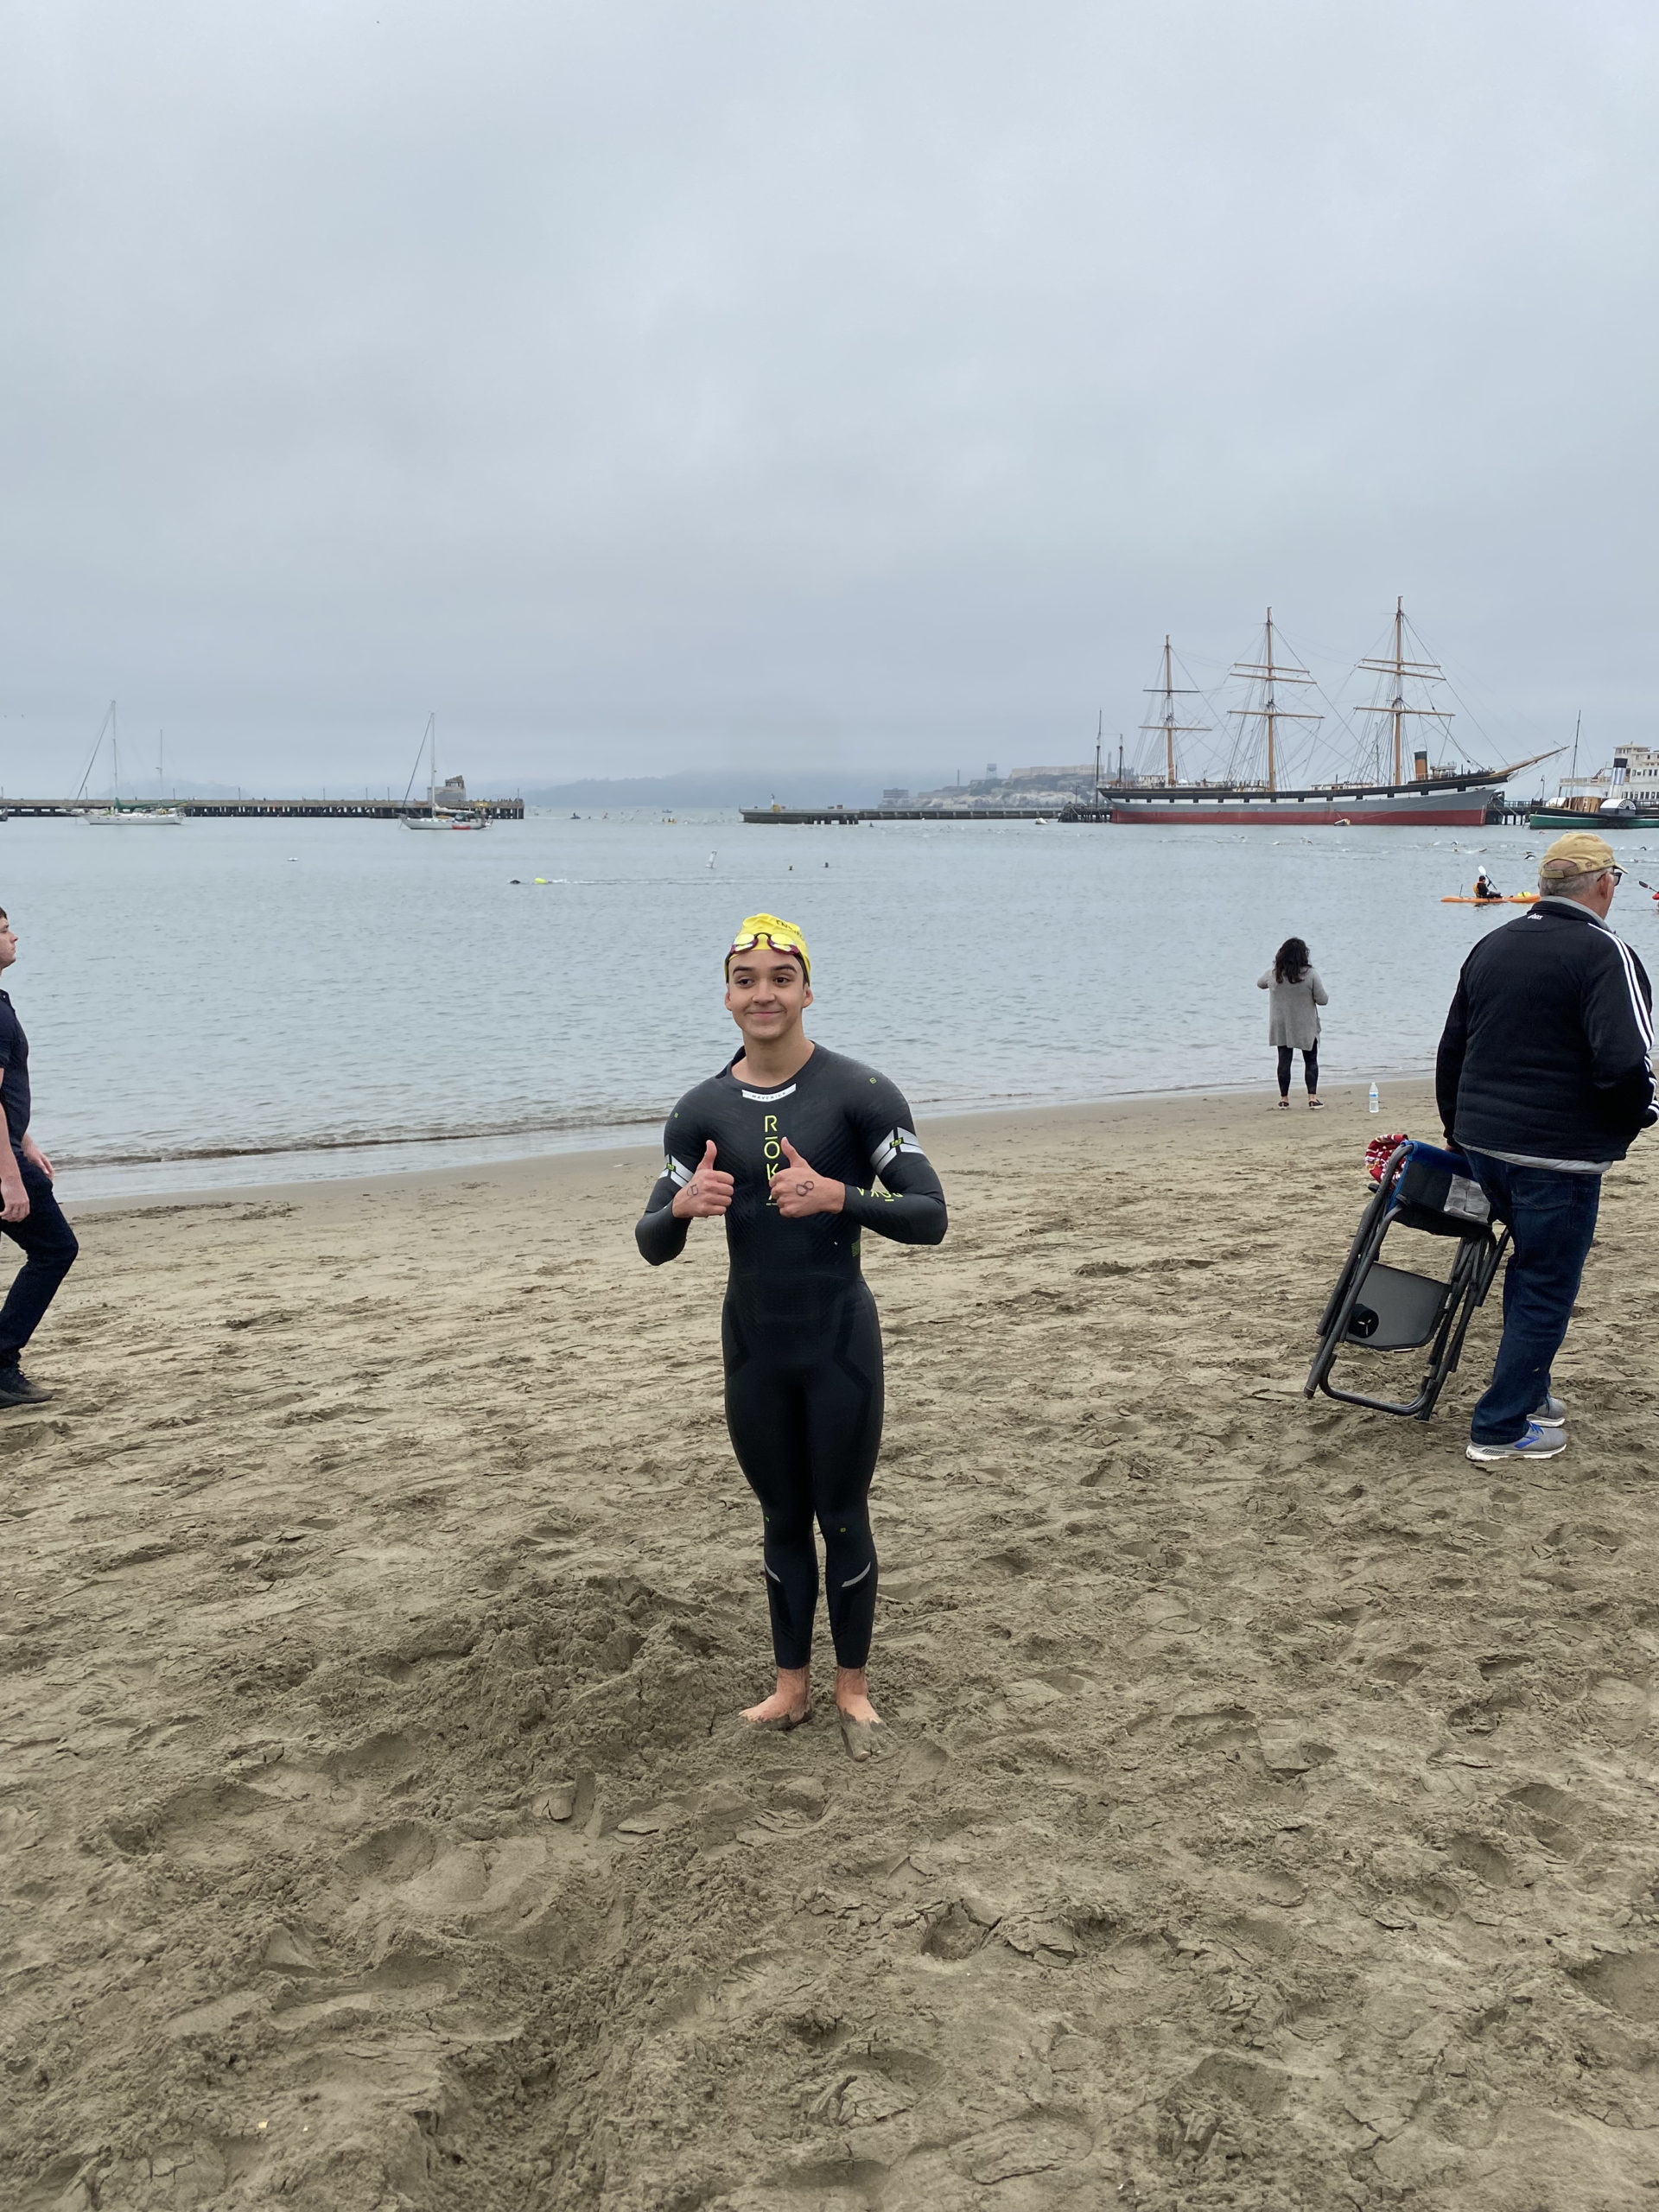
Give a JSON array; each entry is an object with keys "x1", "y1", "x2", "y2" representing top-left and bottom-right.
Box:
[{"x1": 726, "y1": 913, "x2": 810, "y2": 981}]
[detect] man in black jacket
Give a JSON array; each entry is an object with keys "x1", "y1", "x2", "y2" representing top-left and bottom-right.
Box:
[
  {"x1": 1437, "y1": 831, "x2": 1655, "y2": 1463},
  {"x1": 0, "y1": 906, "x2": 79, "y2": 1406}
]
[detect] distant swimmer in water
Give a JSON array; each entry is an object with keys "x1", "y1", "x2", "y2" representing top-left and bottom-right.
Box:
[
  {"x1": 1474, "y1": 870, "x2": 1503, "y2": 902},
  {"x1": 635, "y1": 913, "x2": 948, "y2": 1758}
]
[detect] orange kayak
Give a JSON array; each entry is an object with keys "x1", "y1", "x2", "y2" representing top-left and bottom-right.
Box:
[{"x1": 1441, "y1": 893, "x2": 1538, "y2": 906}]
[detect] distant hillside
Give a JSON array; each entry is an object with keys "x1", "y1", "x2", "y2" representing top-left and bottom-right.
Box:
[{"x1": 509, "y1": 771, "x2": 944, "y2": 810}]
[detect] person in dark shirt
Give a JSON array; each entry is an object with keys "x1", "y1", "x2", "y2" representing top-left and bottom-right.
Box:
[
  {"x1": 0, "y1": 908, "x2": 79, "y2": 1405},
  {"x1": 636, "y1": 913, "x2": 947, "y2": 1758},
  {"x1": 1436, "y1": 832, "x2": 1655, "y2": 1462}
]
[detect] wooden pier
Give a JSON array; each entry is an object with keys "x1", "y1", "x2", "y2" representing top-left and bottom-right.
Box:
[{"x1": 0, "y1": 795, "x2": 524, "y2": 821}]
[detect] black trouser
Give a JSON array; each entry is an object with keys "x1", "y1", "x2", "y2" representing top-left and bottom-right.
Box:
[
  {"x1": 0, "y1": 1154, "x2": 79, "y2": 1363},
  {"x1": 721, "y1": 1274, "x2": 883, "y2": 1670},
  {"x1": 1276, "y1": 1046, "x2": 1319, "y2": 1098}
]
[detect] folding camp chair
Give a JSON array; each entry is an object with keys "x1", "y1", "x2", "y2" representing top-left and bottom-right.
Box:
[{"x1": 1304, "y1": 1139, "x2": 1510, "y2": 1420}]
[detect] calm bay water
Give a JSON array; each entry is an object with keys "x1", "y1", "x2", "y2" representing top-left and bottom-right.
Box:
[{"x1": 3, "y1": 810, "x2": 1654, "y2": 1198}]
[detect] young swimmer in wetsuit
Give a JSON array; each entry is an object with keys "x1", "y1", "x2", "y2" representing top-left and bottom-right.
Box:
[{"x1": 635, "y1": 914, "x2": 947, "y2": 1759}]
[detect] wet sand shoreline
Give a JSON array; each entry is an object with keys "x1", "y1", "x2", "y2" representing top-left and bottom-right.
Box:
[
  {"x1": 65, "y1": 1071, "x2": 1442, "y2": 1211},
  {"x1": 6, "y1": 1079, "x2": 1659, "y2": 2210},
  {"x1": 67, "y1": 1075, "x2": 1422, "y2": 1216}
]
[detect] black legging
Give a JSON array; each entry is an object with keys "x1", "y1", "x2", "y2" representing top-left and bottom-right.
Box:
[
  {"x1": 721, "y1": 1274, "x2": 884, "y2": 1670},
  {"x1": 1277, "y1": 1045, "x2": 1319, "y2": 1098}
]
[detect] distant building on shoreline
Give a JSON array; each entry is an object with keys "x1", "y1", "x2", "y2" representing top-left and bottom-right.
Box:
[{"x1": 903, "y1": 763, "x2": 1099, "y2": 809}]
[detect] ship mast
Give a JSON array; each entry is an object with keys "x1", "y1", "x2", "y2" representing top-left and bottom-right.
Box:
[
  {"x1": 1138, "y1": 636, "x2": 1207, "y2": 786},
  {"x1": 1357, "y1": 598, "x2": 1452, "y2": 785},
  {"x1": 1228, "y1": 610, "x2": 1319, "y2": 793}
]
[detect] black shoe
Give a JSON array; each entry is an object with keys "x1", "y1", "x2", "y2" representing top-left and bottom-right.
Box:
[{"x1": 0, "y1": 1367, "x2": 52, "y2": 1407}]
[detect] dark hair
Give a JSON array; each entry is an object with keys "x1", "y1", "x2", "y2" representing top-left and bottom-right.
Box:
[{"x1": 1273, "y1": 937, "x2": 1310, "y2": 984}]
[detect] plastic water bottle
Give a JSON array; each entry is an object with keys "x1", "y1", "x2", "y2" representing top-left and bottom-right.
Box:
[{"x1": 1369, "y1": 1083, "x2": 1380, "y2": 1115}]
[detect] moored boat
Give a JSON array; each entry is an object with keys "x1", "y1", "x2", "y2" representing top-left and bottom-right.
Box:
[
  {"x1": 400, "y1": 715, "x2": 492, "y2": 830},
  {"x1": 1100, "y1": 776, "x2": 1503, "y2": 828},
  {"x1": 1529, "y1": 741, "x2": 1659, "y2": 830},
  {"x1": 1093, "y1": 602, "x2": 1549, "y2": 827},
  {"x1": 75, "y1": 702, "x2": 187, "y2": 823}
]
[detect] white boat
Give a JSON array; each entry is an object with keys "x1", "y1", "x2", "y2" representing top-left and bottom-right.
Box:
[
  {"x1": 76, "y1": 704, "x2": 186, "y2": 823},
  {"x1": 400, "y1": 715, "x2": 491, "y2": 830},
  {"x1": 1531, "y1": 728, "x2": 1659, "y2": 827}
]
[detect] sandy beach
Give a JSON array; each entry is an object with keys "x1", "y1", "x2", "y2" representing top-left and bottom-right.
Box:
[{"x1": 5, "y1": 1080, "x2": 1659, "y2": 2211}]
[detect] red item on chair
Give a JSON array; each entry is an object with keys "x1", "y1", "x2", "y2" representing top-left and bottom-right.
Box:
[{"x1": 1365, "y1": 1133, "x2": 1409, "y2": 1183}]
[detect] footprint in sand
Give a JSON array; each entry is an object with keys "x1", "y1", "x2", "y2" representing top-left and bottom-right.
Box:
[
  {"x1": 111, "y1": 1780, "x2": 270, "y2": 1870},
  {"x1": 920, "y1": 1901, "x2": 990, "y2": 1961},
  {"x1": 1584, "y1": 1675, "x2": 1650, "y2": 1744},
  {"x1": 1505, "y1": 1781, "x2": 1585, "y2": 1855},
  {"x1": 1446, "y1": 1831, "x2": 1513, "y2": 1889},
  {"x1": 324, "y1": 1728, "x2": 428, "y2": 1785},
  {"x1": 270, "y1": 1945, "x2": 462, "y2": 2035},
  {"x1": 1571, "y1": 1950, "x2": 1659, "y2": 2024},
  {"x1": 337, "y1": 1820, "x2": 442, "y2": 1885},
  {"x1": 950, "y1": 2115, "x2": 1095, "y2": 2185}
]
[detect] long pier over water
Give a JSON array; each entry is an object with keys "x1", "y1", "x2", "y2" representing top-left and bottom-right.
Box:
[{"x1": 1, "y1": 796, "x2": 525, "y2": 821}]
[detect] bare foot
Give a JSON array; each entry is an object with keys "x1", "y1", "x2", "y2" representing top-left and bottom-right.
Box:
[
  {"x1": 834, "y1": 1666, "x2": 880, "y2": 1726},
  {"x1": 742, "y1": 1666, "x2": 812, "y2": 1729}
]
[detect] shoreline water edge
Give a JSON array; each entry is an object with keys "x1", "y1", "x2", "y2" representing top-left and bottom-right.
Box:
[{"x1": 65, "y1": 1072, "x2": 1434, "y2": 1207}]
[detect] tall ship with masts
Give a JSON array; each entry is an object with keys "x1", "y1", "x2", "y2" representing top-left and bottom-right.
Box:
[{"x1": 1097, "y1": 601, "x2": 1549, "y2": 826}]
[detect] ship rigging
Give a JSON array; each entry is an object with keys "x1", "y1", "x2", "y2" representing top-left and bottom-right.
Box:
[{"x1": 1099, "y1": 601, "x2": 1554, "y2": 827}]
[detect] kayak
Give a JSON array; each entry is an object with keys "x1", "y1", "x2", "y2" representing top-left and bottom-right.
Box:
[{"x1": 1441, "y1": 893, "x2": 1538, "y2": 906}]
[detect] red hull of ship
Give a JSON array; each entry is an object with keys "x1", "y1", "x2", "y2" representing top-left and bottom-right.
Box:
[{"x1": 1109, "y1": 800, "x2": 1494, "y2": 827}]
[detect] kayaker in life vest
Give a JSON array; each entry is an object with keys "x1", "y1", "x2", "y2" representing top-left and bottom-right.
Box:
[{"x1": 1474, "y1": 870, "x2": 1502, "y2": 902}]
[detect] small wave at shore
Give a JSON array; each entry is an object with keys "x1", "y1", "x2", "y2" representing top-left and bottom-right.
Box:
[{"x1": 55, "y1": 1106, "x2": 666, "y2": 1173}]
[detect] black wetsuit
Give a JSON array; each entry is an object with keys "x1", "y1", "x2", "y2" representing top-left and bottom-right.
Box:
[{"x1": 636, "y1": 1043, "x2": 947, "y2": 1669}]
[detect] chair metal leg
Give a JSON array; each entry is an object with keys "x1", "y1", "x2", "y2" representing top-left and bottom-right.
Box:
[{"x1": 1307, "y1": 1216, "x2": 1505, "y2": 1421}]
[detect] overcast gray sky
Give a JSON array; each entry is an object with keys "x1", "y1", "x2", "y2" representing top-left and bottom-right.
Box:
[{"x1": 3, "y1": 0, "x2": 1655, "y2": 791}]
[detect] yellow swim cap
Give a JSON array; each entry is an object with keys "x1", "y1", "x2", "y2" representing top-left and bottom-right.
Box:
[{"x1": 727, "y1": 912, "x2": 810, "y2": 981}]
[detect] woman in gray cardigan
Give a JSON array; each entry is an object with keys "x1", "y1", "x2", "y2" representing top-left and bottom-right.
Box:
[{"x1": 1258, "y1": 937, "x2": 1328, "y2": 1109}]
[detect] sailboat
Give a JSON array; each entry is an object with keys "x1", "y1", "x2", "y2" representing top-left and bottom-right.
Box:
[
  {"x1": 1096, "y1": 602, "x2": 1554, "y2": 826},
  {"x1": 79, "y1": 702, "x2": 185, "y2": 823},
  {"x1": 400, "y1": 715, "x2": 490, "y2": 831}
]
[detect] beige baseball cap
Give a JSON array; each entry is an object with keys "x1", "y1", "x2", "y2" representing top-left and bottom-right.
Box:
[{"x1": 1540, "y1": 830, "x2": 1617, "y2": 879}]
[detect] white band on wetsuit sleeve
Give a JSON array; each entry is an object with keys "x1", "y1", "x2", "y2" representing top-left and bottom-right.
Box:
[
  {"x1": 871, "y1": 1128, "x2": 925, "y2": 1173},
  {"x1": 666, "y1": 1155, "x2": 694, "y2": 1187}
]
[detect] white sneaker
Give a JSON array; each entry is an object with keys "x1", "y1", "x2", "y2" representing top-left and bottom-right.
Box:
[{"x1": 1466, "y1": 1421, "x2": 1567, "y2": 1463}]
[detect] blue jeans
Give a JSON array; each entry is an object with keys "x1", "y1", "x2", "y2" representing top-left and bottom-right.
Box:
[
  {"x1": 0, "y1": 1153, "x2": 79, "y2": 1363},
  {"x1": 1461, "y1": 1149, "x2": 1601, "y2": 1446}
]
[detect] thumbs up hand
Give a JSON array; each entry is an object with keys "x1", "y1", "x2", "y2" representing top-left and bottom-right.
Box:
[
  {"x1": 771, "y1": 1136, "x2": 846, "y2": 1219},
  {"x1": 671, "y1": 1137, "x2": 735, "y2": 1219}
]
